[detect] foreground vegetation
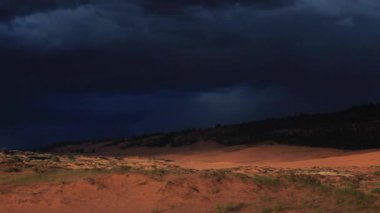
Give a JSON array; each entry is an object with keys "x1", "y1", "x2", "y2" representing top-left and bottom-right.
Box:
[{"x1": 1, "y1": 149, "x2": 379, "y2": 212}]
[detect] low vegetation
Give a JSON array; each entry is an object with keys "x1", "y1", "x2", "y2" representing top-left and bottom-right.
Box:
[
  {"x1": 285, "y1": 174, "x2": 322, "y2": 187},
  {"x1": 216, "y1": 202, "x2": 245, "y2": 213},
  {"x1": 1, "y1": 151, "x2": 380, "y2": 212},
  {"x1": 253, "y1": 175, "x2": 280, "y2": 186},
  {"x1": 0, "y1": 169, "x2": 110, "y2": 186}
]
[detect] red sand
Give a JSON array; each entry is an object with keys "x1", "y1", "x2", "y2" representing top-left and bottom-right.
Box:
[
  {"x1": 117, "y1": 142, "x2": 380, "y2": 169},
  {"x1": 1, "y1": 143, "x2": 380, "y2": 213}
]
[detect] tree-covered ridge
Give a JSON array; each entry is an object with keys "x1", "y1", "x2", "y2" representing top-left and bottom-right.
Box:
[{"x1": 47, "y1": 103, "x2": 380, "y2": 151}]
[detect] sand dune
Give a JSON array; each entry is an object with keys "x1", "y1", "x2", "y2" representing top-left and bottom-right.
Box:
[
  {"x1": 114, "y1": 142, "x2": 380, "y2": 169},
  {"x1": 55, "y1": 140, "x2": 380, "y2": 170},
  {"x1": 1, "y1": 144, "x2": 380, "y2": 212}
]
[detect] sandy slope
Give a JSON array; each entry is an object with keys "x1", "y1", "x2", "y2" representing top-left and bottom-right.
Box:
[
  {"x1": 1, "y1": 167, "x2": 379, "y2": 213},
  {"x1": 0, "y1": 173, "x2": 264, "y2": 213},
  {"x1": 1, "y1": 144, "x2": 380, "y2": 213},
  {"x1": 107, "y1": 142, "x2": 380, "y2": 169},
  {"x1": 165, "y1": 147, "x2": 380, "y2": 169},
  {"x1": 54, "y1": 141, "x2": 380, "y2": 169}
]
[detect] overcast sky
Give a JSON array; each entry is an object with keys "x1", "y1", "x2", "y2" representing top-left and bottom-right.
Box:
[{"x1": 1, "y1": 0, "x2": 380, "y2": 149}]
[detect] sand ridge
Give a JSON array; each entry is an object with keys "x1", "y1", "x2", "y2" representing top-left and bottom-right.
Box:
[
  {"x1": 114, "y1": 142, "x2": 380, "y2": 169},
  {"x1": 1, "y1": 144, "x2": 380, "y2": 212}
]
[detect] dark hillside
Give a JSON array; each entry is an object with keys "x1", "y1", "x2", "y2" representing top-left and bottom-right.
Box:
[{"x1": 46, "y1": 103, "x2": 380, "y2": 151}]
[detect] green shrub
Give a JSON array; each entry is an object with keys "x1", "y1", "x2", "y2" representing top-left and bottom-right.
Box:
[
  {"x1": 334, "y1": 188, "x2": 375, "y2": 208},
  {"x1": 235, "y1": 173, "x2": 253, "y2": 182},
  {"x1": 371, "y1": 188, "x2": 380, "y2": 194},
  {"x1": 286, "y1": 174, "x2": 321, "y2": 187},
  {"x1": 202, "y1": 170, "x2": 231, "y2": 182},
  {"x1": 261, "y1": 202, "x2": 287, "y2": 213},
  {"x1": 254, "y1": 175, "x2": 280, "y2": 186},
  {"x1": 3, "y1": 167, "x2": 21, "y2": 173},
  {"x1": 142, "y1": 168, "x2": 169, "y2": 181},
  {"x1": 216, "y1": 202, "x2": 245, "y2": 213},
  {"x1": 68, "y1": 154, "x2": 76, "y2": 161},
  {"x1": 51, "y1": 155, "x2": 60, "y2": 162},
  {"x1": 261, "y1": 207, "x2": 272, "y2": 213},
  {"x1": 8, "y1": 155, "x2": 22, "y2": 163}
]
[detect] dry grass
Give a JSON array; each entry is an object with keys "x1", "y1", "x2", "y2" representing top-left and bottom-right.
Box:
[
  {"x1": 0, "y1": 169, "x2": 112, "y2": 186},
  {"x1": 1, "y1": 150, "x2": 380, "y2": 212},
  {"x1": 216, "y1": 202, "x2": 245, "y2": 213}
]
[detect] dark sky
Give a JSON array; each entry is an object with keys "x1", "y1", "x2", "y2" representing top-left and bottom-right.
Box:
[{"x1": 1, "y1": 0, "x2": 380, "y2": 149}]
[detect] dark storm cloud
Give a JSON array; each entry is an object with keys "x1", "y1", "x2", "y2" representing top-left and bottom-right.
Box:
[
  {"x1": 0, "y1": 0, "x2": 295, "y2": 22},
  {"x1": 0, "y1": 0, "x2": 89, "y2": 22},
  {"x1": 140, "y1": 0, "x2": 296, "y2": 14},
  {"x1": 1, "y1": 0, "x2": 379, "y2": 91},
  {"x1": 1, "y1": 0, "x2": 380, "y2": 148}
]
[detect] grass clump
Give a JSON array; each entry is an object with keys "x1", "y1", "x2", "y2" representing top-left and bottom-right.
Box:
[
  {"x1": 67, "y1": 154, "x2": 77, "y2": 161},
  {"x1": 210, "y1": 187, "x2": 221, "y2": 194},
  {"x1": 141, "y1": 168, "x2": 170, "y2": 181},
  {"x1": 8, "y1": 155, "x2": 22, "y2": 163},
  {"x1": 235, "y1": 173, "x2": 253, "y2": 182},
  {"x1": 286, "y1": 174, "x2": 322, "y2": 187},
  {"x1": 371, "y1": 188, "x2": 380, "y2": 194},
  {"x1": 0, "y1": 169, "x2": 111, "y2": 186},
  {"x1": 261, "y1": 207, "x2": 272, "y2": 213},
  {"x1": 216, "y1": 202, "x2": 245, "y2": 213},
  {"x1": 3, "y1": 167, "x2": 22, "y2": 173},
  {"x1": 147, "y1": 168, "x2": 168, "y2": 176},
  {"x1": 120, "y1": 165, "x2": 132, "y2": 172},
  {"x1": 333, "y1": 187, "x2": 375, "y2": 208},
  {"x1": 151, "y1": 208, "x2": 164, "y2": 213},
  {"x1": 51, "y1": 155, "x2": 60, "y2": 162},
  {"x1": 202, "y1": 169, "x2": 231, "y2": 182},
  {"x1": 261, "y1": 202, "x2": 288, "y2": 213},
  {"x1": 254, "y1": 175, "x2": 280, "y2": 186}
]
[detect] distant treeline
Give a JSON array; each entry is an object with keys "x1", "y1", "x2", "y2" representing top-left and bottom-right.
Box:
[{"x1": 47, "y1": 103, "x2": 380, "y2": 151}]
